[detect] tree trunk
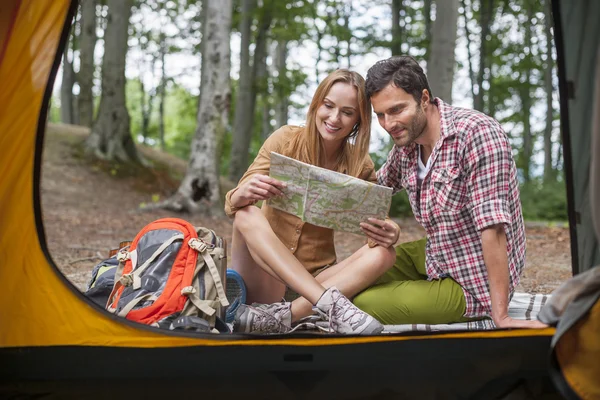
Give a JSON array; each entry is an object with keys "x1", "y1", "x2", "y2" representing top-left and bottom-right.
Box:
[
  {"x1": 60, "y1": 46, "x2": 76, "y2": 125},
  {"x1": 274, "y1": 39, "x2": 288, "y2": 128},
  {"x1": 85, "y1": 0, "x2": 139, "y2": 163},
  {"x1": 229, "y1": 3, "x2": 273, "y2": 182},
  {"x1": 78, "y1": 0, "x2": 97, "y2": 129},
  {"x1": 345, "y1": 2, "x2": 352, "y2": 68},
  {"x1": 519, "y1": 2, "x2": 534, "y2": 183},
  {"x1": 228, "y1": 0, "x2": 255, "y2": 182},
  {"x1": 158, "y1": 31, "x2": 167, "y2": 152},
  {"x1": 427, "y1": 0, "x2": 459, "y2": 102},
  {"x1": 543, "y1": 0, "x2": 554, "y2": 182},
  {"x1": 424, "y1": 0, "x2": 433, "y2": 60},
  {"x1": 160, "y1": 0, "x2": 232, "y2": 215},
  {"x1": 391, "y1": 0, "x2": 403, "y2": 55},
  {"x1": 474, "y1": 0, "x2": 493, "y2": 112},
  {"x1": 262, "y1": 101, "x2": 271, "y2": 141},
  {"x1": 461, "y1": 0, "x2": 477, "y2": 102}
]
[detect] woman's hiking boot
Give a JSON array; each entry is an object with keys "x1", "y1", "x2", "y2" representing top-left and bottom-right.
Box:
[
  {"x1": 233, "y1": 302, "x2": 292, "y2": 334},
  {"x1": 314, "y1": 286, "x2": 384, "y2": 335}
]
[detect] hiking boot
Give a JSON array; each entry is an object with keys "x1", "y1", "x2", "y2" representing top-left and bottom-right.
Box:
[
  {"x1": 233, "y1": 302, "x2": 292, "y2": 334},
  {"x1": 314, "y1": 286, "x2": 383, "y2": 335}
]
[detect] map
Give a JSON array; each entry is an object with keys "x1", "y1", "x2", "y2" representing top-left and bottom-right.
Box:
[{"x1": 268, "y1": 152, "x2": 393, "y2": 235}]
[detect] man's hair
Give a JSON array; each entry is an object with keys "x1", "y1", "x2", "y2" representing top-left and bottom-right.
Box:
[{"x1": 365, "y1": 56, "x2": 434, "y2": 104}]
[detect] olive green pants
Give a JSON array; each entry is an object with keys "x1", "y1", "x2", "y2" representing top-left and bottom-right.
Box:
[{"x1": 353, "y1": 237, "x2": 471, "y2": 325}]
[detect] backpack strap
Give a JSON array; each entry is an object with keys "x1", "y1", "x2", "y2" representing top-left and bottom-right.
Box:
[
  {"x1": 189, "y1": 238, "x2": 229, "y2": 308},
  {"x1": 116, "y1": 292, "x2": 159, "y2": 318}
]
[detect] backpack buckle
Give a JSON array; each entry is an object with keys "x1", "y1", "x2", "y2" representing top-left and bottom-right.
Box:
[
  {"x1": 188, "y1": 238, "x2": 213, "y2": 253},
  {"x1": 119, "y1": 274, "x2": 133, "y2": 287},
  {"x1": 181, "y1": 286, "x2": 196, "y2": 295},
  {"x1": 116, "y1": 249, "x2": 130, "y2": 262}
]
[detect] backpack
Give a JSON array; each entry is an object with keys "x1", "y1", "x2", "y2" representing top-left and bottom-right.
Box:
[
  {"x1": 84, "y1": 256, "x2": 119, "y2": 307},
  {"x1": 106, "y1": 218, "x2": 230, "y2": 333}
]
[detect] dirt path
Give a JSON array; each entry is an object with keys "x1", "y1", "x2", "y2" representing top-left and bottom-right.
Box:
[{"x1": 41, "y1": 124, "x2": 573, "y2": 294}]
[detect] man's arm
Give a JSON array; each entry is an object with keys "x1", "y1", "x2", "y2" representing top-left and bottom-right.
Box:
[{"x1": 481, "y1": 224, "x2": 547, "y2": 328}]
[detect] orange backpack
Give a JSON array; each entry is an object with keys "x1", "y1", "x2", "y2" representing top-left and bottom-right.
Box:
[{"x1": 106, "y1": 218, "x2": 229, "y2": 333}]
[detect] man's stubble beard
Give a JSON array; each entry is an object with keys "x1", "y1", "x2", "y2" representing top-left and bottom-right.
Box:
[{"x1": 396, "y1": 105, "x2": 427, "y2": 147}]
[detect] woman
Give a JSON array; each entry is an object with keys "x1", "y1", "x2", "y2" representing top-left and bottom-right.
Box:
[{"x1": 225, "y1": 69, "x2": 400, "y2": 335}]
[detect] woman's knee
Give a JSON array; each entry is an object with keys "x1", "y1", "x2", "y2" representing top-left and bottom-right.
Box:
[
  {"x1": 367, "y1": 244, "x2": 397, "y2": 272},
  {"x1": 233, "y1": 206, "x2": 263, "y2": 232}
]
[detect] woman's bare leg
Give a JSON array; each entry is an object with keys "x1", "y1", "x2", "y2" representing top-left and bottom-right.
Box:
[
  {"x1": 289, "y1": 243, "x2": 396, "y2": 322},
  {"x1": 231, "y1": 221, "x2": 286, "y2": 304},
  {"x1": 231, "y1": 206, "x2": 326, "y2": 305}
]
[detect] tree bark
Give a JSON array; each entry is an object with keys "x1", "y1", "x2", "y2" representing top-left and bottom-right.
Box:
[
  {"x1": 474, "y1": 0, "x2": 493, "y2": 112},
  {"x1": 423, "y1": 0, "x2": 433, "y2": 60},
  {"x1": 391, "y1": 0, "x2": 403, "y2": 55},
  {"x1": 461, "y1": 0, "x2": 477, "y2": 102},
  {"x1": 228, "y1": 0, "x2": 255, "y2": 182},
  {"x1": 274, "y1": 39, "x2": 288, "y2": 128},
  {"x1": 60, "y1": 46, "x2": 76, "y2": 125},
  {"x1": 427, "y1": 0, "x2": 459, "y2": 102},
  {"x1": 160, "y1": 0, "x2": 232, "y2": 215},
  {"x1": 85, "y1": 0, "x2": 139, "y2": 163},
  {"x1": 78, "y1": 0, "x2": 97, "y2": 129},
  {"x1": 158, "y1": 31, "x2": 167, "y2": 152},
  {"x1": 543, "y1": 0, "x2": 554, "y2": 182},
  {"x1": 229, "y1": 2, "x2": 273, "y2": 182},
  {"x1": 519, "y1": 2, "x2": 534, "y2": 183}
]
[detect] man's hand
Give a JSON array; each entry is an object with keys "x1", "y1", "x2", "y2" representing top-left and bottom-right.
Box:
[
  {"x1": 360, "y1": 218, "x2": 400, "y2": 248},
  {"x1": 235, "y1": 174, "x2": 286, "y2": 204},
  {"x1": 493, "y1": 314, "x2": 549, "y2": 329},
  {"x1": 482, "y1": 224, "x2": 548, "y2": 330}
]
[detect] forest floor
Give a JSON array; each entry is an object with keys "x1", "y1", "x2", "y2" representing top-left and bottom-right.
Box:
[{"x1": 41, "y1": 123, "x2": 573, "y2": 294}]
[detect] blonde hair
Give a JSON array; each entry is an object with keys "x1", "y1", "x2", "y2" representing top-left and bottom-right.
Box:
[{"x1": 283, "y1": 69, "x2": 372, "y2": 178}]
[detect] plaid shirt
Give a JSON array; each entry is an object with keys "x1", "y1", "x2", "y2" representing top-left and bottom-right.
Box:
[{"x1": 377, "y1": 99, "x2": 526, "y2": 318}]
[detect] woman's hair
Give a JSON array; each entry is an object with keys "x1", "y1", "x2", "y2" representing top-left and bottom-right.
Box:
[{"x1": 283, "y1": 69, "x2": 372, "y2": 178}]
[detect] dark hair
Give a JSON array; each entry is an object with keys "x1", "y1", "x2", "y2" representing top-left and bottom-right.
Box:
[{"x1": 365, "y1": 56, "x2": 434, "y2": 104}]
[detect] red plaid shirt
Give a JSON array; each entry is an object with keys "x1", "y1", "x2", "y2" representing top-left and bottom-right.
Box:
[{"x1": 377, "y1": 99, "x2": 526, "y2": 318}]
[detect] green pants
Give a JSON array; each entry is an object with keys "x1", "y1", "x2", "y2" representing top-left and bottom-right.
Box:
[{"x1": 353, "y1": 237, "x2": 471, "y2": 325}]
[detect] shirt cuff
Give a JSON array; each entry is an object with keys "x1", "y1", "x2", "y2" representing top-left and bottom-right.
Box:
[
  {"x1": 224, "y1": 187, "x2": 257, "y2": 218},
  {"x1": 472, "y1": 199, "x2": 511, "y2": 231}
]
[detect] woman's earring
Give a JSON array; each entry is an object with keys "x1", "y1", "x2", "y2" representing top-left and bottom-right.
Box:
[{"x1": 350, "y1": 124, "x2": 359, "y2": 138}]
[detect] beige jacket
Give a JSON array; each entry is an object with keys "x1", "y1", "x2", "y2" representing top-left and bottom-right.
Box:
[{"x1": 225, "y1": 125, "x2": 378, "y2": 273}]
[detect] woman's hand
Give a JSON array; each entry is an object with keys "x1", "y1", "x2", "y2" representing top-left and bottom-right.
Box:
[
  {"x1": 360, "y1": 218, "x2": 400, "y2": 248},
  {"x1": 235, "y1": 174, "x2": 287, "y2": 205}
]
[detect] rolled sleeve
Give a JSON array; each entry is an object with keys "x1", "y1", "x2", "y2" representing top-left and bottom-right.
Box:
[
  {"x1": 464, "y1": 122, "x2": 514, "y2": 229},
  {"x1": 472, "y1": 198, "x2": 511, "y2": 231}
]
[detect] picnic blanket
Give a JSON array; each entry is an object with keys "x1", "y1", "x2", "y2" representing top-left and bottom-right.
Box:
[{"x1": 382, "y1": 292, "x2": 550, "y2": 333}]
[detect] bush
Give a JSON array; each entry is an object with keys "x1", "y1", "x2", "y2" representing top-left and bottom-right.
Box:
[
  {"x1": 389, "y1": 190, "x2": 413, "y2": 218},
  {"x1": 519, "y1": 179, "x2": 568, "y2": 222}
]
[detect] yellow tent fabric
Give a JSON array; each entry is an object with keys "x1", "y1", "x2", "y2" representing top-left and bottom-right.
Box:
[{"x1": 555, "y1": 299, "x2": 600, "y2": 399}]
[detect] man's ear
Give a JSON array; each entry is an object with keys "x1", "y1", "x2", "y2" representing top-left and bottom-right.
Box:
[{"x1": 421, "y1": 89, "x2": 430, "y2": 109}]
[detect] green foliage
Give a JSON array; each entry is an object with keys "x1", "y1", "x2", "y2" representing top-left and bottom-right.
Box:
[
  {"x1": 48, "y1": 97, "x2": 62, "y2": 123},
  {"x1": 519, "y1": 178, "x2": 568, "y2": 222},
  {"x1": 389, "y1": 191, "x2": 413, "y2": 218},
  {"x1": 163, "y1": 84, "x2": 198, "y2": 159}
]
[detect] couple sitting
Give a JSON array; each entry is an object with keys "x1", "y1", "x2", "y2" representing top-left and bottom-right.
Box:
[{"x1": 225, "y1": 56, "x2": 547, "y2": 335}]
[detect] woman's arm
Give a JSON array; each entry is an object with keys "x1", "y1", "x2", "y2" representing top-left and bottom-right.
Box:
[{"x1": 224, "y1": 127, "x2": 290, "y2": 216}]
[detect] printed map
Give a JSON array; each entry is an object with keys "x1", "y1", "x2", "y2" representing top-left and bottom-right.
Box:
[{"x1": 268, "y1": 152, "x2": 392, "y2": 235}]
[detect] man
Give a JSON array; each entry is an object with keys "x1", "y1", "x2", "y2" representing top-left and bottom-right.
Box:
[{"x1": 353, "y1": 56, "x2": 546, "y2": 329}]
